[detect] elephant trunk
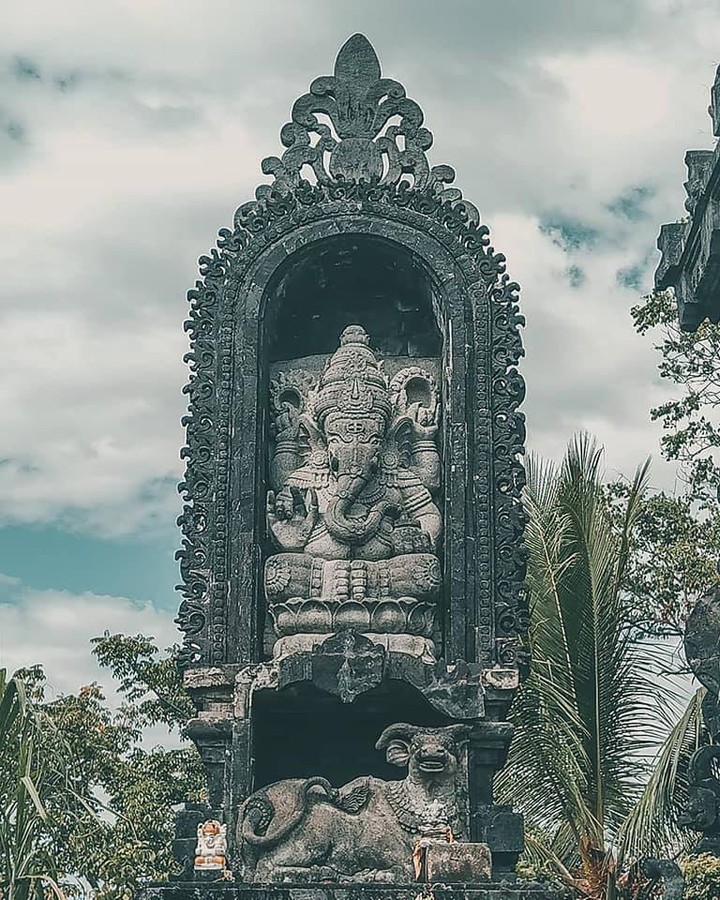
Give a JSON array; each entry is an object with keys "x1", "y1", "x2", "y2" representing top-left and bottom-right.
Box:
[{"x1": 325, "y1": 469, "x2": 397, "y2": 545}]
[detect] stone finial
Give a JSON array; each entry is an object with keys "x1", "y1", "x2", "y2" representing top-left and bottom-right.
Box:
[
  {"x1": 683, "y1": 150, "x2": 714, "y2": 215},
  {"x1": 710, "y1": 63, "x2": 720, "y2": 138},
  {"x1": 258, "y1": 33, "x2": 455, "y2": 195}
]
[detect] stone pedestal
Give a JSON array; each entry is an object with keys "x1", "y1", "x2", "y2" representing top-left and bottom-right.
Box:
[{"x1": 138, "y1": 884, "x2": 559, "y2": 900}]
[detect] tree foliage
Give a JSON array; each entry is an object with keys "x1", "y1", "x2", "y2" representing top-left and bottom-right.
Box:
[
  {"x1": 605, "y1": 485, "x2": 720, "y2": 637},
  {"x1": 632, "y1": 288, "x2": 720, "y2": 508},
  {"x1": 2, "y1": 636, "x2": 205, "y2": 900},
  {"x1": 0, "y1": 668, "x2": 78, "y2": 899}
]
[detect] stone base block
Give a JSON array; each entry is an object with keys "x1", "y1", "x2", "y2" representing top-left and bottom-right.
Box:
[{"x1": 422, "y1": 842, "x2": 492, "y2": 883}]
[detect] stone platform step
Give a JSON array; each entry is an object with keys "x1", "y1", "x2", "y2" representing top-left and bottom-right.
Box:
[{"x1": 137, "y1": 882, "x2": 561, "y2": 900}]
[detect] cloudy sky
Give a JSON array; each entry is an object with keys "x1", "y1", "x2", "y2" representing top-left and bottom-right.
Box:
[{"x1": 0, "y1": 0, "x2": 718, "y2": 699}]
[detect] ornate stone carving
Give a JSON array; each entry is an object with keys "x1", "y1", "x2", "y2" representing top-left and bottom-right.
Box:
[
  {"x1": 167, "y1": 33, "x2": 535, "y2": 894},
  {"x1": 256, "y1": 33, "x2": 476, "y2": 207},
  {"x1": 264, "y1": 325, "x2": 442, "y2": 655},
  {"x1": 681, "y1": 584, "x2": 720, "y2": 853},
  {"x1": 237, "y1": 723, "x2": 472, "y2": 884},
  {"x1": 176, "y1": 35, "x2": 527, "y2": 685}
]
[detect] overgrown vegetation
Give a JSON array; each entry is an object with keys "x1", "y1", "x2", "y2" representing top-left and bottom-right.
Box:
[
  {"x1": 632, "y1": 288, "x2": 720, "y2": 510},
  {"x1": 0, "y1": 637, "x2": 204, "y2": 900},
  {"x1": 497, "y1": 436, "x2": 709, "y2": 898}
]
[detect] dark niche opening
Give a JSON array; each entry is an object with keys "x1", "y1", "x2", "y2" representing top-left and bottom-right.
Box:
[
  {"x1": 263, "y1": 234, "x2": 441, "y2": 361},
  {"x1": 252, "y1": 681, "x2": 448, "y2": 789}
]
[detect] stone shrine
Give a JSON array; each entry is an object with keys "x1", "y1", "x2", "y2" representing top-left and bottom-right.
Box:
[
  {"x1": 147, "y1": 33, "x2": 558, "y2": 900},
  {"x1": 655, "y1": 64, "x2": 720, "y2": 856},
  {"x1": 656, "y1": 65, "x2": 720, "y2": 328}
]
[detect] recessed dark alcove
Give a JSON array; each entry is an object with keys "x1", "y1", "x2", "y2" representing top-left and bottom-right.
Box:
[
  {"x1": 264, "y1": 235, "x2": 441, "y2": 361},
  {"x1": 252, "y1": 682, "x2": 448, "y2": 789}
]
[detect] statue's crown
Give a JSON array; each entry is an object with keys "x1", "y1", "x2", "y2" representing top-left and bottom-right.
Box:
[{"x1": 312, "y1": 325, "x2": 391, "y2": 423}]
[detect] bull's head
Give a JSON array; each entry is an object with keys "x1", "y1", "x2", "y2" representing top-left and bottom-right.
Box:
[{"x1": 375, "y1": 723, "x2": 469, "y2": 781}]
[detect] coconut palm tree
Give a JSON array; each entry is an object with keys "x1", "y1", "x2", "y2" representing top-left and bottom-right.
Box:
[{"x1": 495, "y1": 434, "x2": 704, "y2": 898}]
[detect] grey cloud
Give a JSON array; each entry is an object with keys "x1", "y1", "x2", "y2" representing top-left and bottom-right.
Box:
[
  {"x1": 616, "y1": 263, "x2": 647, "y2": 292},
  {"x1": 2, "y1": 0, "x2": 718, "y2": 537},
  {"x1": 539, "y1": 215, "x2": 601, "y2": 252},
  {"x1": 564, "y1": 264, "x2": 586, "y2": 288},
  {"x1": 11, "y1": 56, "x2": 41, "y2": 82},
  {"x1": 608, "y1": 185, "x2": 657, "y2": 222}
]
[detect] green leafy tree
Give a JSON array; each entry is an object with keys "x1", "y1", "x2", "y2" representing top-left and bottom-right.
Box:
[
  {"x1": 43, "y1": 634, "x2": 205, "y2": 900},
  {"x1": 632, "y1": 288, "x2": 720, "y2": 508},
  {"x1": 496, "y1": 435, "x2": 704, "y2": 899},
  {"x1": 5, "y1": 636, "x2": 205, "y2": 900},
  {"x1": 605, "y1": 485, "x2": 720, "y2": 637}
]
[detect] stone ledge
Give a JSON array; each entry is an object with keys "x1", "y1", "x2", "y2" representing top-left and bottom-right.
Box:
[{"x1": 137, "y1": 882, "x2": 561, "y2": 900}]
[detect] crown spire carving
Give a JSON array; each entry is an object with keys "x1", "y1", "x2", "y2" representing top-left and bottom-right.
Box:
[{"x1": 260, "y1": 33, "x2": 454, "y2": 193}]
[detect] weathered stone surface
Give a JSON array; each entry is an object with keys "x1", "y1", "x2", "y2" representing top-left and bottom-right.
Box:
[
  {"x1": 264, "y1": 325, "x2": 442, "y2": 657},
  {"x1": 655, "y1": 65, "x2": 720, "y2": 330},
  {"x1": 237, "y1": 725, "x2": 470, "y2": 884},
  {"x1": 168, "y1": 32, "x2": 536, "y2": 893},
  {"x1": 423, "y1": 842, "x2": 492, "y2": 884},
  {"x1": 176, "y1": 35, "x2": 528, "y2": 678}
]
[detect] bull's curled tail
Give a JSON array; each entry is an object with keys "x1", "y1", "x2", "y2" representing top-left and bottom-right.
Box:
[{"x1": 240, "y1": 777, "x2": 336, "y2": 849}]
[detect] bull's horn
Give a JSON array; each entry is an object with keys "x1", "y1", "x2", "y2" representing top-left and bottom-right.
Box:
[
  {"x1": 446, "y1": 724, "x2": 471, "y2": 743},
  {"x1": 375, "y1": 723, "x2": 422, "y2": 750}
]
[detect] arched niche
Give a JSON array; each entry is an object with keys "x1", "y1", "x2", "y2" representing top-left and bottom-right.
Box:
[
  {"x1": 263, "y1": 234, "x2": 441, "y2": 361},
  {"x1": 251, "y1": 680, "x2": 449, "y2": 789},
  {"x1": 180, "y1": 201, "x2": 525, "y2": 689},
  {"x1": 223, "y1": 215, "x2": 483, "y2": 668}
]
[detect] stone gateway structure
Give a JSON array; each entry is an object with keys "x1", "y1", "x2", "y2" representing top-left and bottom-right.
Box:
[{"x1": 143, "y1": 33, "x2": 560, "y2": 900}]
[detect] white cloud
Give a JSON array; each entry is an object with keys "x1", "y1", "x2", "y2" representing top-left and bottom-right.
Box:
[
  {"x1": 0, "y1": 577, "x2": 179, "y2": 701},
  {"x1": 0, "y1": 0, "x2": 718, "y2": 543}
]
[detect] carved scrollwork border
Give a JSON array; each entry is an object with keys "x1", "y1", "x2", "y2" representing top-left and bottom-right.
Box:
[{"x1": 176, "y1": 176, "x2": 527, "y2": 672}]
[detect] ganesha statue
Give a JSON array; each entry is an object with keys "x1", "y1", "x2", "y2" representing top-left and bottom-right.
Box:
[{"x1": 265, "y1": 325, "x2": 443, "y2": 657}]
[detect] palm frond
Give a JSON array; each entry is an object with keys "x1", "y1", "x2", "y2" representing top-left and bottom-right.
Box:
[
  {"x1": 503, "y1": 434, "x2": 687, "y2": 875},
  {"x1": 617, "y1": 686, "x2": 705, "y2": 864}
]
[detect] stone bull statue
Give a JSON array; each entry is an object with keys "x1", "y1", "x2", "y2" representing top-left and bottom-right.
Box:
[{"x1": 238, "y1": 723, "x2": 469, "y2": 883}]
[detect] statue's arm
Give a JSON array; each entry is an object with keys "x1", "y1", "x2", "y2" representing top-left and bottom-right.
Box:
[
  {"x1": 266, "y1": 486, "x2": 318, "y2": 550},
  {"x1": 397, "y1": 480, "x2": 442, "y2": 548}
]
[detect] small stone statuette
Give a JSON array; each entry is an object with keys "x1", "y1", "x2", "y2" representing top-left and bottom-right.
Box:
[{"x1": 194, "y1": 820, "x2": 227, "y2": 871}]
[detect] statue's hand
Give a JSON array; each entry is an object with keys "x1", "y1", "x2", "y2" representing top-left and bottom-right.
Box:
[
  {"x1": 273, "y1": 403, "x2": 300, "y2": 444},
  {"x1": 407, "y1": 399, "x2": 438, "y2": 441},
  {"x1": 266, "y1": 487, "x2": 318, "y2": 550}
]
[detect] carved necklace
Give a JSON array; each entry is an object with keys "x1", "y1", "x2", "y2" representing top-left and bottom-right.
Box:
[
  {"x1": 354, "y1": 480, "x2": 386, "y2": 505},
  {"x1": 385, "y1": 781, "x2": 457, "y2": 835}
]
